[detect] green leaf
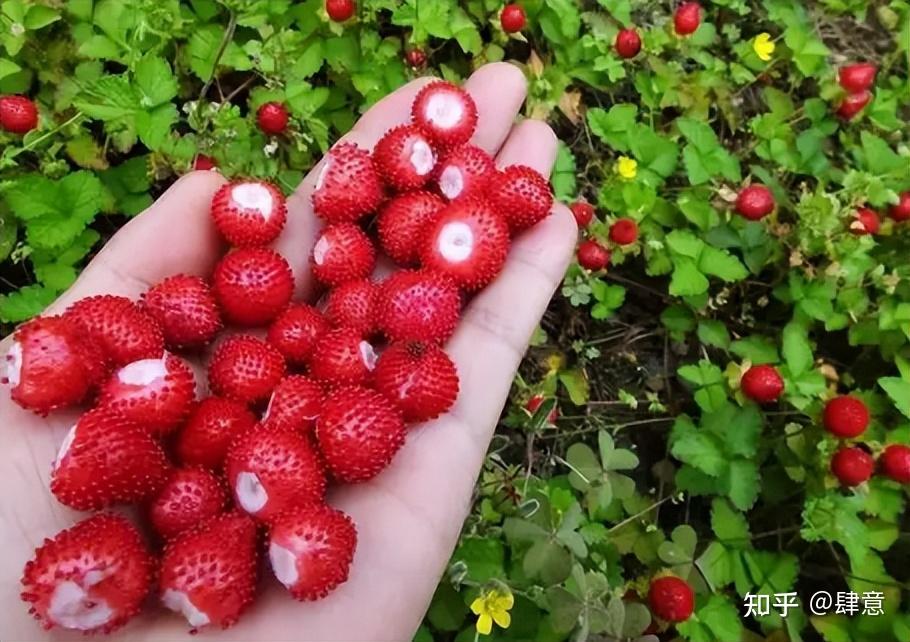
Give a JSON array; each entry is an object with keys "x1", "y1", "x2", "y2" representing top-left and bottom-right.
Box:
[
  {"x1": 134, "y1": 55, "x2": 178, "y2": 106},
  {"x1": 670, "y1": 416, "x2": 727, "y2": 476},
  {"x1": 598, "y1": 0, "x2": 632, "y2": 25},
  {"x1": 426, "y1": 582, "x2": 467, "y2": 632},
  {"x1": 551, "y1": 142, "x2": 577, "y2": 203},
  {"x1": 711, "y1": 498, "x2": 751, "y2": 546},
  {"x1": 722, "y1": 459, "x2": 760, "y2": 510},
  {"x1": 698, "y1": 320, "x2": 730, "y2": 349},
  {"x1": 74, "y1": 75, "x2": 138, "y2": 121},
  {"x1": 135, "y1": 104, "x2": 177, "y2": 150},
  {"x1": 0, "y1": 284, "x2": 56, "y2": 322},
  {"x1": 696, "y1": 541, "x2": 734, "y2": 591},
  {"x1": 730, "y1": 336, "x2": 780, "y2": 364},
  {"x1": 670, "y1": 259, "x2": 709, "y2": 297},
  {"x1": 598, "y1": 432, "x2": 638, "y2": 471},
  {"x1": 24, "y1": 5, "x2": 60, "y2": 29},
  {"x1": 879, "y1": 378, "x2": 910, "y2": 418},
  {"x1": 0, "y1": 57, "x2": 22, "y2": 81},
  {"x1": 452, "y1": 537, "x2": 505, "y2": 583},
  {"x1": 782, "y1": 319, "x2": 813, "y2": 377},
  {"x1": 586, "y1": 104, "x2": 637, "y2": 151},
  {"x1": 558, "y1": 369, "x2": 589, "y2": 405},
  {"x1": 697, "y1": 246, "x2": 748, "y2": 282}
]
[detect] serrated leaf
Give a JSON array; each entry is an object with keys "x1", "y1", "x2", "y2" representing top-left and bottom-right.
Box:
[
  {"x1": 670, "y1": 259, "x2": 710, "y2": 296},
  {"x1": 710, "y1": 498, "x2": 751, "y2": 545},
  {"x1": 586, "y1": 104, "x2": 637, "y2": 151},
  {"x1": 0, "y1": 284, "x2": 56, "y2": 322},
  {"x1": 879, "y1": 377, "x2": 910, "y2": 418},
  {"x1": 134, "y1": 55, "x2": 178, "y2": 106}
]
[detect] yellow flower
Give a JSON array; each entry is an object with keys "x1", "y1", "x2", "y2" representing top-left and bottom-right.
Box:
[
  {"x1": 470, "y1": 587, "x2": 514, "y2": 635},
  {"x1": 753, "y1": 33, "x2": 775, "y2": 62},
  {"x1": 616, "y1": 156, "x2": 638, "y2": 180}
]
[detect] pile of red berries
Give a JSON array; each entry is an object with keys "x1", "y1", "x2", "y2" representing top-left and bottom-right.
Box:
[
  {"x1": 569, "y1": 201, "x2": 640, "y2": 272},
  {"x1": 5, "y1": 79, "x2": 554, "y2": 634}
]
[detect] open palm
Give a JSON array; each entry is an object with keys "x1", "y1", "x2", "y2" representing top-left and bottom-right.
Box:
[{"x1": 0, "y1": 62, "x2": 577, "y2": 642}]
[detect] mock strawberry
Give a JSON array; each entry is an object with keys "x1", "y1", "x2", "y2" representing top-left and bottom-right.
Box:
[
  {"x1": 526, "y1": 394, "x2": 559, "y2": 423},
  {"x1": 194, "y1": 154, "x2": 217, "y2": 170},
  {"x1": 267, "y1": 303, "x2": 329, "y2": 366},
  {"x1": 226, "y1": 425, "x2": 326, "y2": 521},
  {"x1": 569, "y1": 201, "x2": 595, "y2": 228},
  {"x1": 735, "y1": 184, "x2": 775, "y2": 220},
  {"x1": 740, "y1": 364, "x2": 784, "y2": 404},
  {"x1": 500, "y1": 3, "x2": 526, "y2": 33},
  {"x1": 268, "y1": 505, "x2": 357, "y2": 600},
  {"x1": 141, "y1": 275, "x2": 222, "y2": 349},
  {"x1": 324, "y1": 278, "x2": 380, "y2": 336},
  {"x1": 51, "y1": 407, "x2": 170, "y2": 510},
  {"x1": 435, "y1": 144, "x2": 496, "y2": 202},
  {"x1": 609, "y1": 218, "x2": 639, "y2": 245},
  {"x1": 823, "y1": 395, "x2": 869, "y2": 438},
  {"x1": 0, "y1": 94, "x2": 38, "y2": 134},
  {"x1": 64, "y1": 295, "x2": 164, "y2": 367},
  {"x1": 487, "y1": 165, "x2": 554, "y2": 232},
  {"x1": 831, "y1": 446, "x2": 874, "y2": 487},
  {"x1": 175, "y1": 397, "x2": 257, "y2": 469},
  {"x1": 890, "y1": 192, "x2": 910, "y2": 222},
  {"x1": 839, "y1": 63, "x2": 877, "y2": 93},
  {"x1": 406, "y1": 48, "x2": 427, "y2": 68},
  {"x1": 150, "y1": 468, "x2": 227, "y2": 540},
  {"x1": 421, "y1": 198, "x2": 510, "y2": 290},
  {"x1": 377, "y1": 191, "x2": 446, "y2": 264},
  {"x1": 311, "y1": 223, "x2": 376, "y2": 287},
  {"x1": 257, "y1": 101, "x2": 289, "y2": 135},
  {"x1": 211, "y1": 180, "x2": 287, "y2": 246},
  {"x1": 377, "y1": 270, "x2": 461, "y2": 343},
  {"x1": 312, "y1": 142, "x2": 383, "y2": 223},
  {"x1": 262, "y1": 375, "x2": 324, "y2": 434},
  {"x1": 850, "y1": 207, "x2": 880, "y2": 235},
  {"x1": 373, "y1": 342, "x2": 459, "y2": 423},
  {"x1": 326, "y1": 0, "x2": 355, "y2": 21},
  {"x1": 577, "y1": 240, "x2": 610, "y2": 270},
  {"x1": 615, "y1": 28, "x2": 642, "y2": 58},
  {"x1": 209, "y1": 335, "x2": 286, "y2": 405},
  {"x1": 160, "y1": 512, "x2": 258, "y2": 630},
  {"x1": 4, "y1": 316, "x2": 107, "y2": 415},
  {"x1": 20, "y1": 514, "x2": 154, "y2": 634},
  {"x1": 308, "y1": 327, "x2": 378, "y2": 386},
  {"x1": 648, "y1": 575, "x2": 694, "y2": 622},
  {"x1": 411, "y1": 81, "x2": 478, "y2": 148},
  {"x1": 836, "y1": 90, "x2": 871, "y2": 120},
  {"x1": 880, "y1": 444, "x2": 910, "y2": 484},
  {"x1": 373, "y1": 124, "x2": 437, "y2": 191},
  {"x1": 213, "y1": 247, "x2": 294, "y2": 326},
  {"x1": 674, "y1": 2, "x2": 702, "y2": 36},
  {"x1": 316, "y1": 386, "x2": 406, "y2": 482}
]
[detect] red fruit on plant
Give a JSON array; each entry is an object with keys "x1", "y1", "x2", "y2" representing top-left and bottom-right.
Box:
[
  {"x1": 880, "y1": 444, "x2": 910, "y2": 484},
  {"x1": 373, "y1": 124, "x2": 437, "y2": 191},
  {"x1": 411, "y1": 81, "x2": 478, "y2": 148},
  {"x1": 208, "y1": 335, "x2": 286, "y2": 404},
  {"x1": 20, "y1": 514, "x2": 154, "y2": 634},
  {"x1": 889, "y1": 192, "x2": 910, "y2": 222},
  {"x1": 735, "y1": 184, "x2": 775, "y2": 221},
  {"x1": 838, "y1": 63, "x2": 877, "y2": 93},
  {"x1": 194, "y1": 154, "x2": 217, "y2": 170},
  {"x1": 324, "y1": 278, "x2": 380, "y2": 336},
  {"x1": 50, "y1": 407, "x2": 170, "y2": 510},
  {"x1": 609, "y1": 218, "x2": 639, "y2": 245},
  {"x1": 500, "y1": 3, "x2": 526, "y2": 33},
  {"x1": 211, "y1": 180, "x2": 288, "y2": 247},
  {"x1": 226, "y1": 425, "x2": 326, "y2": 522},
  {"x1": 64, "y1": 295, "x2": 164, "y2": 367},
  {"x1": 377, "y1": 270, "x2": 461, "y2": 344},
  {"x1": 823, "y1": 395, "x2": 869, "y2": 439},
  {"x1": 435, "y1": 144, "x2": 496, "y2": 202},
  {"x1": 740, "y1": 364, "x2": 784, "y2": 403},
  {"x1": 98, "y1": 352, "x2": 196, "y2": 437},
  {"x1": 487, "y1": 165, "x2": 554, "y2": 232},
  {"x1": 3, "y1": 316, "x2": 107, "y2": 415},
  {"x1": 262, "y1": 375, "x2": 324, "y2": 434},
  {"x1": 308, "y1": 327, "x2": 378, "y2": 386},
  {"x1": 615, "y1": 28, "x2": 642, "y2": 58},
  {"x1": 421, "y1": 198, "x2": 510, "y2": 290},
  {"x1": 176, "y1": 397, "x2": 257, "y2": 469},
  {"x1": 373, "y1": 342, "x2": 459, "y2": 423},
  {"x1": 312, "y1": 142, "x2": 383, "y2": 223},
  {"x1": 311, "y1": 223, "x2": 376, "y2": 287},
  {"x1": 577, "y1": 240, "x2": 610, "y2": 271},
  {"x1": 150, "y1": 468, "x2": 227, "y2": 540},
  {"x1": 850, "y1": 207, "x2": 880, "y2": 235},
  {"x1": 569, "y1": 201, "x2": 595, "y2": 228},
  {"x1": 316, "y1": 386, "x2": 406, "y2": 482},
  {"x1": 526, "y1": 394, "x2": 559, "y2": 423},
  {"x1": 159, "y1": 513, "x2": 258, "y2": 630},
  {"x1": 326, "y1": 0, "x2": 355, "y2": 22},
  {"x1": 213, "y1": 247, "x2": 294, "y2": 326},
  {"x1": 836, "y1": 90, "x2": 871, "y2": 120},
  {"x1": 0, "y1": 94, "x2": 38, "y2": 133},
  {"x1": 831, "y1": 446, "x2": 874, "y2": 487},
  {"x1": 142, "y1": 275, "x2": 222, "y2": 349},
  {"x1": 257, "y1": 101, "x2": 289, "y2": 135},
  {"x1": 674, "y1": 2, "x2": 702, "y2": 36},
  {"x1": 648, "y1": 575, "x2": 695, "y2": 622},
  {"x1": 267, "y1": 304, "x2": 329, "y2": 366},
  {"x1": 268, "y1": 505, "x2": 357, "y2": 601},
  {"x1": 377, "y1": 191, "x2": 447, "y2": 264},
  {"x1": 406, "y1": 48, "x2": 427, "y2": 68}
]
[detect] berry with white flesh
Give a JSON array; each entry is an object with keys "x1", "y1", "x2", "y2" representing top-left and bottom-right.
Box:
[
  {"x1": 411, "y1": 81, "x2": 478, "y2": 148},
  {"x1": 226, "y1": 425, "x2": 326, "y2": 522},
  {"x1": 98, "y1": 353, "x2": 196, "y2": 437},
  {"x1": 615, "y1": 28, "x2": 642, "y2": 58},
  {"x1": 141, "y1": 275, "x2": 222, "y2": 349},
  {"x1": 373, "y1": 124, "x2": 437, "y2": 191},
  {"x1": 150, "y1": 468, "x2": 227, "y2": 540},
  {"x1": 268, "y1": 505, "x2": 357, "y2": 601},
  {"x1": 312, "y1": 142, "x2": 383, "y2": 223},
  {"x1": 831, "y1": 446, "x2": 874, "y2": 487},
  {"x1": 610, "y1": 218, "x2": 639, "y2": 245},
  {"x1": 308, "y1": 328, "x2": 378, "y2": 386},
  {"x1": 316, "y1": 386, "x2": 406, "y2": 483},
  {"x1": 267, "y1": 304, "x2": 329, "y2": 366},
  {"x1": 735, "y1": 184, "x2": 775, "y2": 220},
  {"x1": 434, "y1": 144, "x2": 495, "y2": 202},
  {"x1": 257, "y1": 102, "x2": 289, "y2": 135},
  {"x1": 20, "y1": 514, "x2": 154, "y2": 634},
  {"x1": 262, "y1": 375, "x2": 324, "y2": 434},
  {"x1": 311, "y1": 223, "x2": 376, "y2": 287},
  {"x1": 740, "y1": 364, "x2": 784, "y2": 404},
  {"x1": 213, "y1": 248, "x2": 294, "y2": 327},
  {"x1": 0, "y1": 94, "x2": 39, "y2": 133},
  {"x1": 211, "y1": 180, "x2": 287, "y2": 246},
  {"x1": 377, "y1": 191, "x2": 446, "y2": 265},
  {"x1": 839, "y1": 63, "x2": 877, "y2": 93},
  {"x1": 577, "y1": 240, "x2": 610, "y2": 271},
  {"x1": 159, "y1": 513, "x2": 257, "y2": 631},
  {"x1": 378, "y1": 270, "x2": 461, "y2": 344},
  {"x1": 648, "y1": 575, "x2": 695, "y2": 622},
  {"x1": 421, "y1": 198, "x2": 510, "y2": 291},
  {"x1": 889, "y1": 191, "x2": 910, "y2": 222},
  {"x1": 836, "y1": 91, "x2": 872, "y2": 120},
  {"x1": 850, "y1": 207, "x2": 880, "y2": 235},
  {"x1": 324, "y1": 278, "x2": 380, "y2": 336},
  {"x1": 50, "y1": 407, "x2": 170, "y2": 511},
  {"x1": 880, "y1": 445, "x2": 910, "y2": 484},
  {"x1": 208, "y1": 335, "x2": 286, "y2": 404},
  {"x1": 64, "y1": 295, "x2": 164, "y2": 367},
  {"x1": 674, "y1": 2, "x2": 702, "y2": 36},
  {"x1": 176, "y1": 397, "x2": 257, "y2": 469},
  {"x1": 486, "y1": 165, "x2": 554, "y2": 232},
  {"x1": 823, "y1": 395, "x2": 869, "y2": 439},
  {"x1": 373, "y1": 342, "x2": 459, "y2": 423}
]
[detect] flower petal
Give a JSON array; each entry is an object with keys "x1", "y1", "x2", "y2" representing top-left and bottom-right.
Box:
[
  {"x1": 470, "y1": 597, "x2": 485, "y2": 616},
  {"x1": 476, "y1": 614, "x2": 493, "y2": 635},
  {"x1": 493, "y1": 609, "x2": 512, "y2": 629}
]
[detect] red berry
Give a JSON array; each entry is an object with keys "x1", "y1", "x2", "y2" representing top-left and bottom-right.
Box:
[
  {"x1": 326, "y1": 0, "x2": 355, "y2": 22},
  {"x1": 316, "y1": 386, "x2": 406, "y2": 482},
  {"x1": 648, "y1": 575, "x2": 694, "y2": 623},
  {"x1": 267, "y1": 304, "x2": 329, "y2": 366},
  {"x1": 836, "y1": 90, "x2": 872, "y2": 120},
  {"x1": 838, "y1": 63, "x2": 877, "y2": 94},
  {"x1": 609, "y1": 218, "x2": 639, "y2": 245},
  {"x1": 406, "y1": 48, "x2": 427, "y2": 68},
  {"x1": 311, "y1": 223, "x2": 376, "y2": 287},
  {"x1": 324, "y1": 278, "x2": 380, "y2": 336},
  {"x1": 823, "y1": 395, "x2": 869, "y2": 439},
  {"x1": 20, "y1": 514, "x2": 154, "y2": 634},
  {"x1": 312, "y1": 142, "x2": 383, "y2": 223},
  {"x1": 175, "y1": 397, "x2": 257, "y2": 469},
  {"x1": 740, "y1": 364, "x2": 784, "y2": 404},
  {"x1": 735, "y1": 184, "x2": 775, "y2": 221},
  {"x1": 377, "y1": 191, "x2": 446, "y2": 264},
  {"x1": 615, "y1": 28, "x2": 642, "y2": 58},
  {"x1": 268, "y1": 505, "x2": 357, "y2": 601},
  {"x1": 373, "y1": 124, "x2": 437, "y2": 191},
  {"x1": 674, "y1": 2, "x2": 702, "y2": 36},
  {"x1": 213, "y1": 247, "x2": 294, "y2": 326},
  {"x1": 373, "y1": 342, "x2": 459, "y2": 423},
  {"x1": 831, "y1": 446, "x2": 874, "y2": 487},
  {"x1": 577, "y1": 240, "x2": 610, "y2": 270},
  {"x1": 262, "y1": 375, "x2": 324, "y2": 434},
  {"x1": 159, "y1": 513, "x2": 258, "y2": 630},
  {"x1": 150, "y1": 468, "x2": 227, "y2": 540},
  {"x1": 850, "y1": 207, "x2": 880, "y2": 235},
  {"x1": 411, "y1": 81, "x2": 478, "y2": 149},
  {"x1": 889, "y1": 191, "x2": 910, "y2": 222},
  {"x1": 569, "y1": 201, "x2": 595, "y2": 228},
  {"x1": 487, "y1": 165, "x2": 554, "y2": 232},
  {"x1": 64, "y1": 295, "x2": 164, "y2": 367},
  {"x1": 435, "y1": 144, "x2": 496, "y2": 202},
  {"x1": 50, "y1": 407, "x2": 170, "y2": 511},
  {"x1": 208, "y1": 335, "x2": 286, "y2": 404},
  {"x1": 526, "y1": 394, "x2": 559, "y2": 423},
  {"x1": 378, "y1": 270, "x2": 461, "y2": 344},
  {"x1": 226, "y1": 425, "x2": 326, "y2": 522},
  {"x1": 500, "y1": 4, "x2": 526, "y2": 33},
  {"x1": 880, "y1": 444, "x2": 910, "y2": 484},
  {"x1": 142, "y1": 275, "x2": 222, "y2": 349},
  {"x1": 257, "y1": 101, "x2": 289, "y2": 135},
  {"x1": 0, "y1": 95, "x2": 38, "y2": 134},
  {"x1": 308, "y1": 327, "x2": 378, "y2": 386},
  {"x1": 193, "y1": 154, "x2": 217, "y2": 170},
  {"x1": 210, "y1": 180, "x2": 287, "y2": 246}
]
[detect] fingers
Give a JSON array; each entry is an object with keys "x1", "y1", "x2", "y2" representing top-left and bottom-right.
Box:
[{"x1": 464, "y1": 62, "x2": 528, "y2": 153}]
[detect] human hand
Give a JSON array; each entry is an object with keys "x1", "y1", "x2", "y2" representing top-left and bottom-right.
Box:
[{"x1": 0, "y1": 62, "x2": 577, "y2": 642}]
